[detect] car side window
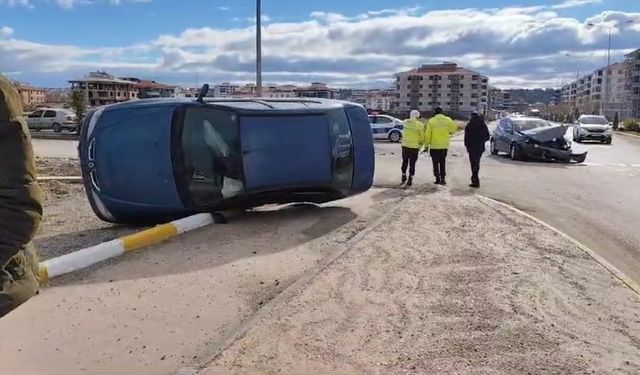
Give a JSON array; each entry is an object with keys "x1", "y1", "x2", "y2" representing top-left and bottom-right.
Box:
[
  {"x1": 44, "y1": 110, "x2": 56, "y2": 118},
  {"x1": 28, "y1": 110, "x2": 43, "y2": 118},
  {"x1": 377, "y1": 117, "x2": 392, "y2": 124},
  {"x1": 369, "y1": 116, "x2": 377, "y2": 124}
]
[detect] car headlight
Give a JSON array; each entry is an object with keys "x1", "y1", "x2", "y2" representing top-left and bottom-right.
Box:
[{"x1": 604, "y1": 128, "x2": 613, "y2": 135}]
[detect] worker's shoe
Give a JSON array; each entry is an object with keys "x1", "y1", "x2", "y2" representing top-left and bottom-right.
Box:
[
  {"x1": 401, "y1": 174, "x2": 407, "y2": 184},
  {"x1": 406, "y1": 177, "x2": 413, "y2": 187}
]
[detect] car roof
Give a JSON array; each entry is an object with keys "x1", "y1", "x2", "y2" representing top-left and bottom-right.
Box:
[
  {"x1": 104, "y1": 97, "x2": 356, "y2": 113},
  {"x1": 579, "y1": 115, "x2": 606, "y2": 119},
  {"x1": 505, "y1": 116, "x2": 548, "y2": 122}
]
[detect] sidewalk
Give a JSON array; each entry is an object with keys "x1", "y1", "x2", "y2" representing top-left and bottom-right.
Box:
[{"x1": 203, "y1": 190, "x2": 640, "y2": 375}]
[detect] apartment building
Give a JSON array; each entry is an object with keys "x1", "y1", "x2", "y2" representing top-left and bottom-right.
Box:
[
  {"x1": 264, "y1": 84, "x2": 297, "y2": 98},
  {"x1": 626, "y1": 49, "x2": 640, "y2": 119},
  {"x1": 13, "y1": 82, "x2": 46, "y2": 109},
  {"x1": 561, "y1": 58, "x2": 635, "y2": 118},
  {"x1": 393, "y1": 63, "x2": 489, "y2": 117},
  {"x1": 69, "y1": 71, "x2": 138, "y2": 107},
  {"x1": 121, "y1": 77, "x2": 176, "y2": 99},
  {"x1": 213, "y1": 82, "x2": 240, "y2": 97},
  {"x1": 488, "y1": 87, "x2": 513, "y2": 111},
  {"x1": 295, "y1": 82, "x2": 338, "y2": 99}
]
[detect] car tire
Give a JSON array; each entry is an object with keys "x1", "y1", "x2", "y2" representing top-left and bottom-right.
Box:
[
  {"x1": 510, "y1": 143, "x2": 522, "y2": 161},
  {"x1": 490, "y1": 139, "x2": 498, "y2": 155},
  {"x1": 53, "y1": 123, "x2": 63, "y2": 133},
  {"x1": 604, "y1": 139, "x2": 612, "y2": 145},
  {"x1": 388, "y1": 131, "x2": 401, "y2": 143}
]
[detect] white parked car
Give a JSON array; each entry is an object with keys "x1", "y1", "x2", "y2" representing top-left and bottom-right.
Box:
[
  {"x1": 573, "y1": 115, "x2": 612, "y2": 144},
  {"x1": 368, "y1": 114, "x2": 404, "y2": 142},
  {"x1": 26, "y1": 108, "x2": 78, "y2": 132}
]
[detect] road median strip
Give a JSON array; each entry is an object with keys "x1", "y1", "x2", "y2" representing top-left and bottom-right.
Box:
[{"x1": 37, "y1": 213, "x2": 214, "y2": 283}]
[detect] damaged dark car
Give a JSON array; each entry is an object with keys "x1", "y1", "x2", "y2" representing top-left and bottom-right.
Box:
[{"x1": 490, "y1": 117, "x2": 587, "y2": 163}]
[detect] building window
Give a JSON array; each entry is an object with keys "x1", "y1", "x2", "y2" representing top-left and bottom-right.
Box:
[
  {"x1": 472, "y1": 75, "x2": 479, "y2": 80},
  {"x1": 437, "y1": 93, "x2": 441, "y2": 97},
  {"x1": 471, "y1": 102, "x2": 478, "y2": 107},
  {"x1": 419, "y1": 102, "x2": 423, "y2": 106},
  {"x1": 406, "y1": 101, "x2": 411, "y2": 106},
  {"x1": 419, "y1": 93, "x2": 423, "y2": 97},
  {"x1": 420, "y1": 85, "x2": 424, "y2": 89},
  {"x1": 396, "y1": 85, "x2": 400, "y2": 90},
  {"x1": 447, "y1": 93, "x2": 451, "y2": 97},
  {"x1": 407, "y1": 85, "x2": 411, "y2": 89},
  {"x1": 438, "y1": 85, "x2": 442, "y2": 88},
  {"x1": 407, "y1": 94, "x2": 411, "y2": 98}
]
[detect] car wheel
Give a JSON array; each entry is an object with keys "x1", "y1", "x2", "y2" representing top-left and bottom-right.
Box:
[
  {"x1": 53, "y1": 123, "x2": 63, "y2": 133},
  {"x1": 510, "y1": 143, "x2": 522, "y2": 161},
  {"x1": 388, "y1": 131, "x2": 401, "y2": 143},
  {"x1": 604, "y1": 139, "x2": 612, "y2": 145},
  {"x1": 490, "y1": 139, "x2": 498, "y2": 155},
  {"x1": 575, "y1": 154, "x2": 587, "y2": 164}
]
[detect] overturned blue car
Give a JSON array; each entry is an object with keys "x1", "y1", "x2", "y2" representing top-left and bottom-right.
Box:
[{"x1": 78, "y1": 96, "x2": 375, "y2": 224}]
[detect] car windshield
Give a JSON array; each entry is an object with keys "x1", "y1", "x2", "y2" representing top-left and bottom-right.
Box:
[
  {"x1": 581, "y1": 116, "x2": 608, "y2": 125},
  {"x1": 512, "y1": 119, "x2": 550, "y2": 132}
]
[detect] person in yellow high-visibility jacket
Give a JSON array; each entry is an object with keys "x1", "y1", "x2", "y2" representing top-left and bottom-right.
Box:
[
  {"x1": 400, "y1": 110, "x2": 425, "y2": 186},
  {"x1": 424, "y1": 107, "x2": 459, "y2": 185}
]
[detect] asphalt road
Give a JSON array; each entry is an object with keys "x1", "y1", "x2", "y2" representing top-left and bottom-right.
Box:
[
  {"x1": 374, "y1": 129, "x2": 640, "y2": 284},
  {"x1": 32, "y1": 138, "x2": 78, "y2": 159}
]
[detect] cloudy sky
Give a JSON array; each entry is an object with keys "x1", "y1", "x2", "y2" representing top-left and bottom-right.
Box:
[{"x1": 1, "y1": 0, "x2": 639, "y2": 89}]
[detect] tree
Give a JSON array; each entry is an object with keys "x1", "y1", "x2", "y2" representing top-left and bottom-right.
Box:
[
  {"x1": 613, "y1": 112, "x2": 619, "y2": 130},
  {"x1": 70, "y1": 91, "x2": 86, "y2": 134}
]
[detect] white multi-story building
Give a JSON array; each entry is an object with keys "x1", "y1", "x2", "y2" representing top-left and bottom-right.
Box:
[
  {"x1": 561, "y1": 61, "x2": 631, "y2": 118},
  {"x1": 393, "y1": 63, "x2": 489, "y2": 116},
  {"x1": 213, "y1": 82, "x2": 240, "y2": 97}
]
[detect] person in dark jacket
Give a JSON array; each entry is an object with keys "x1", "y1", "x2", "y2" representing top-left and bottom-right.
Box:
[
  {"x1": 0, "y1": 74, "x2": 43, "y2": 318},
  {"x1": 464, "y1": 112, "x2": 490, "y2": 188}
]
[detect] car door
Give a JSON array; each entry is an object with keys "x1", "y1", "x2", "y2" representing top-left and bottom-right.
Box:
[
  {"x1": 496, "y1": 119, "x2": 512, "y2": 152},
  {"x1": 43, "y1": 110, "x2": 57, "y2": 129},
  {"x1": 376, "y1": 116, "x2": 394, "y2": 137},
  {"x1": 368, "y1": 116, "x2": 384, "y2": 139},
  {"x1": 27, "y1": 110, "x2": 44, "y2": 129}
]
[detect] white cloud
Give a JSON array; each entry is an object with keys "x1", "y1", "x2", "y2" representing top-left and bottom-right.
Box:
[
  {"x1": 0, "y1": 26, "x2": 14, "y2": 37},
  {"x1": 218, "y1": 6, "x2": 229, "y2": 11},
  {"x1": 552, "y1": 0, "x2": 603, "y2": 10},
  {"x1": 1, "y1": 6, "x2": 640, "y2": 88},
  {"x1": 0, "y1": 0, "x2": 32, "y2": 8}
]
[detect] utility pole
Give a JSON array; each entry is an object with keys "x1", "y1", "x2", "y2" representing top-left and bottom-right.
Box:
[{"x1": 256, "y1": 0, "x2": 263, "y2": 97}]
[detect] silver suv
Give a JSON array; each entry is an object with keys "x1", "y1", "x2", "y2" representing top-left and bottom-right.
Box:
[{"x1": 573, "y1": 115, "x2": 612, "y2": 144}]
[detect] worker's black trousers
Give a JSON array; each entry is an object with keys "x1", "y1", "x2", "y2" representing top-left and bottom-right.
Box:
[
  {"x1": 401, "y1": 147, "x2": 419, "y2": 177},
  {"x1": 468, "y1": 151, "x2": 483, "y2": 184},
  {"x1": 429, "y1": 149, "x2": 448, "y2": 181}
]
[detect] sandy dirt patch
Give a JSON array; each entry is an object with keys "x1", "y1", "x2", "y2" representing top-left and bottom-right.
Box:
[
  {"x1": 0, "y1": 189, "x2": 402, "y2": 375},
  {"x1": 36, "y1": 156, "x2": 80, "y2": 177},
  {"x1": 205, "y1": 190, "x2": 640, "y2": 375}
]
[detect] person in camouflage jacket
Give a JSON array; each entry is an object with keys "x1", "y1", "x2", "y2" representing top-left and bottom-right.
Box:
[{"x1": 0, "y1": 74, "x2": 43, "y2": 318}]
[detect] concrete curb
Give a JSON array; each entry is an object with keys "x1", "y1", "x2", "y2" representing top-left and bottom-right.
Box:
[
  {"x1": 30, "y1": 132, "x2": 79, "y2": 141},
  {"x1": 615, "y1": 131, "x2": 640, "y2": 140},
  {"x1": 37, "y1": 213, "x2": 214, "y2": 282},
  {"x1": 38, "y1": 176, "x2": 82, "y2": 182},
  {"x1": 477, "y1": 195, "x2": 640, "y2": 297}
]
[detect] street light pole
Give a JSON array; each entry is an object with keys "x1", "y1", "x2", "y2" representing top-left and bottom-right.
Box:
[{"x1": 256, "y1": 0, "x2": 263, "y2": 97}]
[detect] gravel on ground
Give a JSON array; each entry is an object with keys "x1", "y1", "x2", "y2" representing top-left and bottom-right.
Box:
[
  {"x1": 34, "y1": 157, "x2": 139, "y2": 259},
  {"x1": 204, "y1": 190, "x2": 640, "y2": 375}
]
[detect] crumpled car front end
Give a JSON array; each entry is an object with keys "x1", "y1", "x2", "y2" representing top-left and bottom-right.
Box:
[{"x1": 518, "y1": 125, "x2": 587, "y2": 163}]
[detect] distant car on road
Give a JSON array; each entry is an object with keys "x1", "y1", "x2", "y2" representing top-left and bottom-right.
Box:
[
  {"x1": 368, "y1": 114, "x2": 403, "y2": 142},
  {"x1": 26, "y1": 108, "x2": 77, "y2": 132},
  {"x1": 573, "y1": 115, "x2": 612, "y2": 144},
  {"x1": 490, "y1": 116, "x2": 587, "y2": 163},
  {"x1": 79, "y1": 98, "x2": 375, "y2": 224}
]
